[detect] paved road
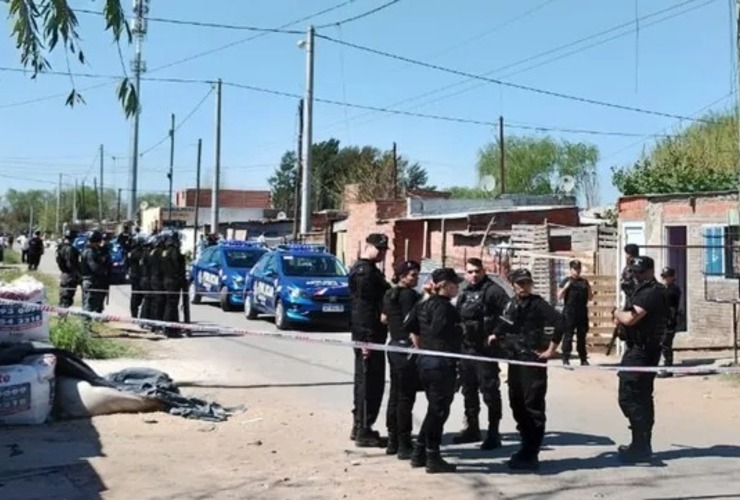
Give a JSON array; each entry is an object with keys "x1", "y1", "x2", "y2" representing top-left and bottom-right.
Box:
[{"x1": 38, "y1": 253, "x2": 740, "y2": 499}]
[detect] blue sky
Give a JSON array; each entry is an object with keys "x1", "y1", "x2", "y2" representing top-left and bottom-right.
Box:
[{"x1": 0, "y1": 0, "x2": 735, "y2": 206}]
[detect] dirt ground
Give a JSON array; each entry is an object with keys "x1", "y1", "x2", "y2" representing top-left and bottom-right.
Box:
[{"x1": 1, "y1": 334, "x2": 739, "y2": 500}]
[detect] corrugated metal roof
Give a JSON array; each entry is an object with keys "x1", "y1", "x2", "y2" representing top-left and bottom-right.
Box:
[{"x1": 399, "y1": 205, "x2": 572, "y2": 221}]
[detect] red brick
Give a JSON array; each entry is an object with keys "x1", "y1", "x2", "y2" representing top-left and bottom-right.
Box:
[{"x1": 175, "y1": 189, "x2": 271, "y2": 209}]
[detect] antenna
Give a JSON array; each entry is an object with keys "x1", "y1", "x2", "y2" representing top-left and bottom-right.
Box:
[
  {"x1": 480, "y1": 175, "x2": 497, "y2": 193},
  {"x1": 558, "y1": 175, "x2": 576, "y2": 195}
]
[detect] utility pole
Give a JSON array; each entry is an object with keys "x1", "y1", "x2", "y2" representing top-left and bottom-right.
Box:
[
  {"x1": 392, "y1": 141, "x2": 398, "y2": 199},
  {"x1": 93, "y1": 177, "x2": 99, "y2": 223},
  {"x1": 56, "y1": 173, "x2": 61, "y2": 236},
  {"x1": 499, "y1": 115, "x2": 506, "y2": 195},
  {"x1": 735, "y1": 0, "x2": 740, "y2": 366},
  {"x1": 193, "y1": 138, "x2": 202, "y2": 257},
  {"x1": 99, "y1": 144, "x2": 104, "y2": 221},
  {"x1": 167, "y1": 113, "x2": 175, "y2": 221},
  {"x1": 73, "y1": 179, "x2": 78, "y2": 222},
  {"x1": 127, "y1": 0, "x2": 150, "y2": 221},
  {"x1": 117, "y1": 188, "x2": 123, "y2": 222},
  {"x1": 81, "y1": 180, "x2": 86, "y2": 220},
  {"x1": 299, "y1": 26, "x2": 315, "y2": 235},
  {"x1": 211, "y1": 79, "x2": 223, "y2": 236},
  {"x1": 29, "y1": 205, "x2": 33, "y2": 236},
  {"x1": 293, "y1": 99, "x2": 304, "y2": 240}
]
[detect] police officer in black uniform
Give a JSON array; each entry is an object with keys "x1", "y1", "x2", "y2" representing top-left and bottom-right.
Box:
[
  {"x1": 27, "y1": 230, "x2": 44, "y2": 271},
  {"x1": 161, "y1": 231, "x2": 186, "y2": 337},
  {"x1": 149, "y1": 234, "x2": 167, "y2": 327},
  {"x1": 139, "y1": 236, "x2": 158, "y2": 321},
  {"x1": 56, "y1": 230, "x2": 80, "y2": 308},
  {"x1": 80, "y1": 230, "x2": 109, "y2": 313},
  {"x1": 658, "y1": 267, "x2": 682, "y2": 378},
  {"x1": 382, "y1": 259, "x2": 422, "y2": 459},
  {"x1": 489, "y1": 268, "x2": 564, "y2": 471},
  {"x1": 127, "y1": 235, "x2": 147, "y2": 318},
  {"x1": 409, "y1": 267, "x2": 463, "y2": 474},
  {"x1": 349, "y1": 233, "x2": 391, "y2": 448},
  {"x1": 453, "y1": 257, "x2": 509, "y2": 450},
  {"x1": 613, "y1": 256, "x2": 668, "y2": 463},
  {"x1": 558, "y1": 259, "x2": 593, "y2": 366}
]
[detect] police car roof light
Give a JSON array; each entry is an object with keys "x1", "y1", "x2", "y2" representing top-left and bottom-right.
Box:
[
  {"x1": 276, "y1": 244, "x2": 327, "y2": 253},
  {"x1": 219, "y1": 240, "x2": 265, "y2": 248}
]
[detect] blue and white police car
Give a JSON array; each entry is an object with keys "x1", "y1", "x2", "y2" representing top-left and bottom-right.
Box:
[
  {"x1": 243, "y1": 244, "x2": 350, "y2": 330},
  {"x1": 188, "y1": 240, "x2": 268, "y2": 312}
]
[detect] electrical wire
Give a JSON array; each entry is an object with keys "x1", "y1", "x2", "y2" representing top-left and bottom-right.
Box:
[
  {"x1": 315, "y1": 0, "x2": 403, "y2": 28},
  {"x1": 0, "y1": 81, "x2": 115, "y2": 109}
]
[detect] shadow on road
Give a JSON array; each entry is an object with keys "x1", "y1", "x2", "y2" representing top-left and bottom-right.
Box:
[{"x1": 178, "y1": 380, "x2": 353, "y2": 390}]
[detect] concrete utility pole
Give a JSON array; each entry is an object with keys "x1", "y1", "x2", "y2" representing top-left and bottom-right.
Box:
[
  {"x1": 168, "y1": 113, "x2": 175, "y2": 221},
  {"x1": 293, "y1": 99, "x2": 304, "y2": 240},
  {"x1": 735, "y1": 0, "x2": 740, "y2": 366},
  {"x1": 98, "y1": 144, "x2": 105, "y2": 221},
  {"x1": 93, "y1": 177, "x2": 100, "y2": 223},
  {"x1": 392, "y1": 142, "x2": 398, "y2": 199},
  {"x1": 499, "y1": 115, "x2": 506, "y2": 195},
  {"x1": 127, "y1": 0, "x2": 150, "y2": 221},
  {"x1": 299, "y1": 26, "x2": 315, "y2": 235},
  {"x1": 56, "y1": 173, "x2": 61, "y2": 236},
  {"x1": 193, "y1": 138, "x2": 202, "y2": 258},
  {"x1": 73, "y1": 179, "x2": 78, "y2": 222},
  {"x1": 211, "y1": 79, "x2": 223, "y2": 235},
  {"x1": 117, "y1": 188, "x2": 123, "y2": 222}
]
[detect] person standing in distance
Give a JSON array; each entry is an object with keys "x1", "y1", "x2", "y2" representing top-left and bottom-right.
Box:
[
  {"x1": 658, "y1": 267, "x2": 682, "y2": 378},
  {"x1": 27, "y1": 230, "x2": 44, "y2": 271},
  {"x1": 56, "y1": 230, "x2": 81, "y2": 308},
  {"x1": 410, "y1": 268, "x2": 464, "y2": 474},
  {"x1": 80, "y1": 231, "x2": 109, "y2": 314},
  {"x1": 349, "y1": 233, "x2": 391, "y2": 448},
  {"x1": 489, "y1": 268, "x2": 564, "y2": 471},
  {"x1": 453, "y1": 257, "x2": 509, "y2": 450},
  {"x1": 381, "y1": 260, "x2": 422, "y2": 459},
  {"x1": 557, "y1": 259, "x2": 593, "y2": 366},
  {"x1": 613, "y1": 256, "x2": 667, "y2": 463}
]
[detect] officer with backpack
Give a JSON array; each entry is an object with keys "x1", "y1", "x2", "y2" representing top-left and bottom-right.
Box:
[
  {"x1": 453, "y1": 257, "x2": 510, "y2": 450},
  {"x1": 56, "y1": 230, "x2": 80, "y2": 308}
]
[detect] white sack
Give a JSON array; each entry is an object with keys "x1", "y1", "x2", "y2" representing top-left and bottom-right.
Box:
[
  {"x1": 0, "y1": 275, "x2": 50, "y2": 343},
  {"x1": 0, "y1": 354, "x2": 56, "y2": 426},
  {"x1": 55, "y1": 376, "x2": 164, "y2": 419}
]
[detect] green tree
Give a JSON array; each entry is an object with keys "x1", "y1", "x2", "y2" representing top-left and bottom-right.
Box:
[
  {"x1": 447, "y1": 187, "x2": 491, "y2": 199},
  {"x1": 268, "y1": 151, "x2": 298, "y2": 213},
  {"x1": 612, "y1": 111, "x2": 738, "y2": 195},
  {"x1": 476, "y1": 135, "x2": 600, "y2": 206},
  {"x1": 7, "y1": 0, "x2": 135, "y2": 115}
]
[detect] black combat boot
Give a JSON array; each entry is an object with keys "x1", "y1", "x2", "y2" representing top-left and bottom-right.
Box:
[
  {"x1": 580, "y1": 358, "x2": 589, "y2": 366},
  {"x1": 355, "y1": 428, "x2": 387, "y2": 448},
  {"x1": 618, "y1": 428, "x2": 653, "y2": 464},
  {"x1": 397, "y1": 434, "x2": 413, "y2": 460},
  {"x1": 452, "y1": 415, "x2": 481, "y2": 444},
  {"x1": 349, "y1": 423, "x2": 358, "y2": 441},
  {"x1": 507, "y1": 449, "x2": 540, "y2": 471},
  {"x1": 410, "y1": 441, "x2": 427, "y2": 468},
  {"x1": 425, "y1": 450, "x2": 457, "y2": 474},
  {"x1": 480, "y1": 420, "x2": 502, "y2": 450},
  {"x1": 562, "y1": 356, "x2": 571, "y2": 366},
  {"x1": 386, "y1": 432, "x2": 398, "y2": 455}
]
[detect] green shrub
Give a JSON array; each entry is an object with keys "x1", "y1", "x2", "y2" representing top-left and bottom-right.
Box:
[
  {"x1": 2, "y1": 249, "x2": 21, "y2": 265},
  {"x1": 50, "y1": 316, "x2": 132, "y2": 359}
]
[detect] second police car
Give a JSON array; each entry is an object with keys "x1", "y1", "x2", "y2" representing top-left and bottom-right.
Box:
[
  {"x1": 189, "y1": 240, "x2": 268, "y2": 311},
  {"x1": 243, "y1": 244, "x2": 350, "y2": 330}
]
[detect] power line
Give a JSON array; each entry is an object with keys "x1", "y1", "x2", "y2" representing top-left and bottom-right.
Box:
[
  {"x1": 0, "y1": 81, "x2": 115, "y2": 109},
  {"x1": 314, "y1": 33, "x2": 711, "y2": 123},
  {"x1": 316, "y1": 0, "x2": 404, "y2": 28}
]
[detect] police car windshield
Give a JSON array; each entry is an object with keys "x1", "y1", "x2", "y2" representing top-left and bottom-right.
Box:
[
  {"x1": 280, "y1": 254, "x2": 346, "y2": 277},
  {"x1": 224, "y1": 249, "x2": 267, "y2": 268}
]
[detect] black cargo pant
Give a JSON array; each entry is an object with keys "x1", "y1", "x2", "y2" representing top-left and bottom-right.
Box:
[
  {"x1": 619, "y1": 344, "x2": 661, "y2": 435},
  {"x1": 385, "y1": 340, "x2": 419, "y2": 440},
  {"x1": 562, "y1": 312, "x2": 589, "y2": 361},
  {"x1": 459, "y1": 345, "x2": 502, "y2": 427},
  {"x1": 139, "y1": 278, "x2": 153, "y2": 320},
  {"x1": 353, "y1": 346, "x2": 386, "y2": 430},
  {"x1": 150, "y1": 280, "x2": 165, "y2": 321},
  {"x1": 508, "y1": 361, "x2": 548, "y2": 459},
  {"x1": 59, "y1": 273, "x2": 79, "y2": 308},
  {"x1": 129, "y1": 275, "x2": 144, "y2": 318},
  {"x1": 82, "y1": 279, "x2": 106, "y2": 313},
  {"x1": 660, "y1": 323, "x2": 677, "y2": 366},
  {"x1": 417, "y1": 356, "x2": 456, "y2": 451},
  {"x1": 27, "y1": 252, "x2": 41, "y2": 270},
  {"x1": 162, "y1": 279, "x2": 181, "y2": 323}
]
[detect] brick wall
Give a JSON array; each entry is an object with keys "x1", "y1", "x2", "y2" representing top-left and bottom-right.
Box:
[{"x1": 175, "y1": 189, "x2": 271, "y2": 209}]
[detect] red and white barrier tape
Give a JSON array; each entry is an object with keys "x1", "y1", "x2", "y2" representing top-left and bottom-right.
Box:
[{"x1": 0, "y1": 297, "x2": 738, "y2": 374}]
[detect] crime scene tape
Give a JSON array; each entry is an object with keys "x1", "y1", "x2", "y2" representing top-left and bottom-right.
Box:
[{"x1": 1, "y1": 297, "x2": 738, "y2": 375}]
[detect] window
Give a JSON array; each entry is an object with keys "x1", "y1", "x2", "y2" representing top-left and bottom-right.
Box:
[
  {"x1": 198, "y1": 247, "x2": 215, "y2": 264},
  {"x1": 703, "y1": 226, "x2": 740, "y2": 278},
  {"x1": 224, "y1": 249, "x2": 267, "y2": 268},
  {"x1": 280, "y1": 255, "x2": 347, "y2": 277}
]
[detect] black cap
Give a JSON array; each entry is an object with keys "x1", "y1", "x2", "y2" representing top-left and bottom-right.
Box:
[
  {"x1": 661, "y1": 266, "x2": 676, "y2": 277},
  {"x1": 366, "y1": 233, "x2": 389, "y2": 250},
  {"x1": 629, "y1": 256, "x2": 655, "y2": 273},
  {"x1": 393, "y1": 260, "x2": 420, "y2": 278},
  {"x1": 89, "y1": 230, "x2": 103, "y2": 243},
  {"x1": 509, "y1": 268, "x2": 533, "y2": 283},
  {"x1": 569, "y1": 259, "x2": 582, "y2": 269},
  {"x1": 431, "y1": 267, "x2": 463, "y2": 284},
  {"x1": 624, "y1": 244, "x2": 640, "y2": 257}
]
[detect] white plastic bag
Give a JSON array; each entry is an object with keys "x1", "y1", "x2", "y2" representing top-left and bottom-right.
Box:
[
  {"x1": 0, "y1": 354, "x2": 56, "y2": 425},
  {"x1": 0, "y1": 275, "x2": 50, "y2": 343}
]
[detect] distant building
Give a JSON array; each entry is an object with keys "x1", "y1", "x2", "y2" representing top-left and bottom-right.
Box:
[{"x1": 175, "y1": 189, "x2": 271, "y2": 209}]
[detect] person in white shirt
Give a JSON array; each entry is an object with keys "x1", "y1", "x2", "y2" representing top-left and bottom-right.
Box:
[{"x1": 17, "y1": 234, "x2": 29, "y2": 263}]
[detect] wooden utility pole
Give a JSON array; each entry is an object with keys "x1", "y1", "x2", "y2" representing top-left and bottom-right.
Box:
[
  {"x1": 293, "y1": 99, "x2": 304, "y2": 240},
  {"x1": 99, "y1": 144, "x2": 104, "y2": 221},
  {"x1": 93, "y1": 177, "x2": 99, "y2": 223},
  {"x1": 168, "y1": 113, "x2": 175, "y2": 221},
  {"x1": 499, "y1": 115, "x2": 506, "y2": 195},
  {"x1": 392, "y1": 142, "x2": 398, "y2": 199}
]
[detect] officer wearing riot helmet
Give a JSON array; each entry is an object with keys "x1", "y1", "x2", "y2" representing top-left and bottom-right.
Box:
[
  {"x1": 381, "y1": 259, "x2": 422, "y2": 459},
  {"x1": 161, "y1": 230, "x2": 187, "y2": 336},
  {"x1": 80, "y1": 230, "x2": 109, "y2": 313},
  {"x1": 621, "y1": 244, "x2": 640, "y2": 299},
  {"x1": 613, "y1": 256, "x2": 668, "y2": 463},
  {"x1": 148, "y1": 234, "x2": 167, "y2": 328},
  {"x1": 488, "y1": 268, "x2": 564, "y2": 471},
  {"x1": 139, "y1": 236, "x2": 158, "y2": 321},
  {"x1": 658, "y1": 267, "x2": 682, "y2": 378},
  {"x1": 127, "y1": 235, "x2": 147, "y2": 318},
  {"x1": 453, "y1": 257, "x2": 509, "y2": 450},
  {"x1": 409, "y1": 267, "x2": 463, "y2": 474},
  {"x1": 558, "y1": 259, "x2": 593, "y2": 366},
  {"x1": 349, "y1": 233, "x2": 391, "y2": 448},
  {"x1": 56, "y1": 229, "x2": 80, "y2": 308}
]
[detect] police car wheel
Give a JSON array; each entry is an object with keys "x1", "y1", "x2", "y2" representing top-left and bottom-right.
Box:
[
  {"x1": 244, "y1": 294, "x2": 258, "y2": 320},
  {"x1": 188, "y1": 283, "x2": 201, "y2": 304},
  {"x1": 220, "y1": 286, "x2": 236, "y2": 312},
  {"x1": 274, "y1": 300, "x2": 289, "y2": 330}
]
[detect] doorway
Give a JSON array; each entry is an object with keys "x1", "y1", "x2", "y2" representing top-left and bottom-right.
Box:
[{"x1": 665, "y1": 226, "x2": 688, "y2": 332}]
